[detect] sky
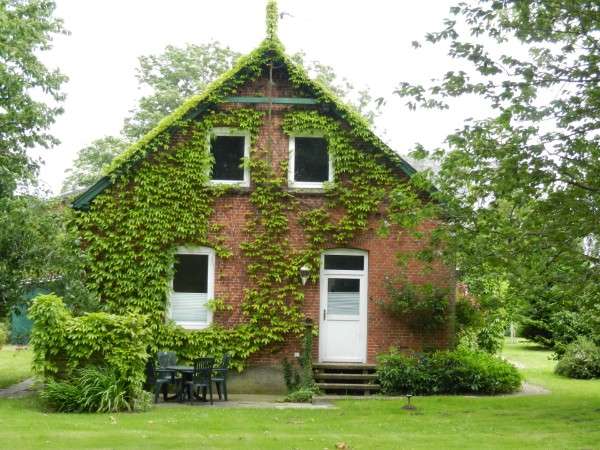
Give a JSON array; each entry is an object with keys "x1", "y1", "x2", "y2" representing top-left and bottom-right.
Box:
[{"x1": 32, "y1": 0, "x2": 487, "y2": 194}]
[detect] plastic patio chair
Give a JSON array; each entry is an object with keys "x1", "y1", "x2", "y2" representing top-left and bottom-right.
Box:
[
  {"x1": 145, "y1": 351, "x2": 180, "y2": 403},
  {"x1": 184, "y1": 357, "x2": 215, "y2": 405},
  {"x1": 213, "y1": 354, "x2": 231, "y2": 401},
  {"x1": 147, "y1": 359, "x2": 177, "y2": 403}
]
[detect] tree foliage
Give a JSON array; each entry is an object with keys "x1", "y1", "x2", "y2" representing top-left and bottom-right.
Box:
[
  {"x1": 397, "y1": 0, "x2": 600, "y2": 349},
  {"x1": 0, "y1": 196, "x2": 97, "y2": 316},
  {"x1": 0, "y1": 0, "x2": 66, "y2": 197},
  {"x1": 122, "y1": 42, "x2": 242, "y2": 141},
  {"x1": 61, "y1": 136, "x2": 127, "y2": 193}
]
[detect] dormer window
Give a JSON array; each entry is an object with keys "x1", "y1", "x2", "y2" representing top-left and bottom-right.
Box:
[
  {"x1": 288, "y1": 135, "x2": 333, "y2": 189},
  {"x1": 209, "y1": 128, "x2": 250, "y2": 187}
]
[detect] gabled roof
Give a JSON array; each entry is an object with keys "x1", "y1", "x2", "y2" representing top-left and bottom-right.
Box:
[{"x1": 72, "y1": 2, "x2": 417, "y2": 210}]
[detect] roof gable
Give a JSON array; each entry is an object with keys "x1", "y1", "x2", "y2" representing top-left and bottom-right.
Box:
[{"x1": 72, "y1": 14, "x2": 417, "y2": 210}]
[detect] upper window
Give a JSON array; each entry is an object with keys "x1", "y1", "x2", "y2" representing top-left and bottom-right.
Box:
[
  {"x1": 209, "y1": 128, "x2": 250, "y2": 187},
  {"x1": 288, "y1": 136, "x2": 333, "y2": 189},
  {"x1": 169, "y1": 247, "x2": 215, "y2": 329}
]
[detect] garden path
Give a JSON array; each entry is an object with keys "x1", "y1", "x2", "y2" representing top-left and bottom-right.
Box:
[{"x1": 0, "y1": 378, "x2": 34, "y2": 398}]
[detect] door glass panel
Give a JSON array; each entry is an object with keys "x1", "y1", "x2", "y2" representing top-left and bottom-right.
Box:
[
  {"x1": 324, "y1": 254, "x2": 364, "y2": 271},
  {"x1": 327, "y1": 278, "x2": 360, "y2": 316}
]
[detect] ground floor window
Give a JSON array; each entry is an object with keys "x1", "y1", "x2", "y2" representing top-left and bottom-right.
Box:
[{"x1": 169, "y1": 246, "x2": 214, "y2": 329}]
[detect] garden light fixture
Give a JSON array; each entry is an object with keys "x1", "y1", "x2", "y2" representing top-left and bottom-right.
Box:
[{"x1": 300, "y1": 265, "x2": 311, "y2": 285}]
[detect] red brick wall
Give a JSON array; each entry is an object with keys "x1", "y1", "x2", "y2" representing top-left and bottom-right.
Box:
[{"x1": 206, "y1": 71, "x2": 455, "y2": 366}]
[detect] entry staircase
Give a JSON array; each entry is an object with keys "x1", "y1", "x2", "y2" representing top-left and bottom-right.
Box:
[{"x1": 312, "y1": 362, "x2": 379, "y2": 395}]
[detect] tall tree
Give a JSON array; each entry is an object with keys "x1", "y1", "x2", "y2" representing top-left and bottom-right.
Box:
[
  {"x1": 0, "y1": 0, "x2": 69, "y2": 314},
  {"x1": 61, "y1": 136, "x2": 127, "y2": 193},
  {"x1": 397, "y1": 0, "x2": 600, "y2": 348},
  {"x1": 122, "y1": 42, "x2": 241, "y2": 140},
  {"x1": 0, "y1": 0, "x2": 67, "y2": 197}
]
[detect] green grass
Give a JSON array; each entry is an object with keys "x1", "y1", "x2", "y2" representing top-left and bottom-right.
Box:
[
  {"x1": 0, "y1": 340, "x2": 599, "y2": 449},
  {"x1": 0, "y1": 345, "x2": 32, "y2": 389}
]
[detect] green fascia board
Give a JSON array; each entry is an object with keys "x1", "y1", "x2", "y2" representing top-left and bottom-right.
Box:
[
  {"x1": 224, "y1": 96, "x2": 318, "y2": 105},
  {"x1": 72, "y1": 176, "x2": 111, "y2": 210}
]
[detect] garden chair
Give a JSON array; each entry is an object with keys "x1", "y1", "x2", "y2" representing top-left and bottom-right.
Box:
[
  {"x1": 145, "y1": 351, "x2": 181, "y2": 403},
  {"x1": 184, "y1": 357, "x2": 215, "y2": 405},
  {"x1": 146, "y1": 358, "x2": 177, "y2": 403},
  {"x1": 213, "y1": 354, "x2": 231, "y2": 401}
]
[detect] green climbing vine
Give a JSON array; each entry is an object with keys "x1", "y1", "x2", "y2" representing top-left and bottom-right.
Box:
[
  {"x1": 71, "y1": 16, "x2": 437, "y2": 370},
  {"x1": 73, "y1": 104, "x2": 431, "y2": 370}
]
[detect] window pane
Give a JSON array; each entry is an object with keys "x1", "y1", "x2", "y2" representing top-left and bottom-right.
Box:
[
  {"x1": 211, "y1": 135, "x2": 245, "y2": 180},
  {"x1": 327, "y1": 278, "x2": 360, "y2": 315},
  {"x1": 324, "y1": 255, "x2": 364, "y2": 271},
  {"x1": 173, "y1": 254, "x2": 208, "y2": 293},
  {"x1": 294, "y1": 137, "x2": 329, "y2": 182}
]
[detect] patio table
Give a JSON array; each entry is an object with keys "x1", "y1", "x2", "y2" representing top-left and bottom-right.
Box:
[{"x1": 166, "y1": 365, "x2": 194, "y2": 401}]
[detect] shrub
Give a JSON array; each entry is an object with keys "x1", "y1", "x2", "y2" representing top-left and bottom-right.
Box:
[
  {"x1": 376, "y1": 349, "x2": 435, "y2": 395},
  {"x1": 281, "y1": 321, "x2": 318, "y2": 402},
  {"x1": 555, "y1": 337, "x2": 600, "y2": 379},
  {"x1": 381, "y1": 278, "x2": 450, "y2": 334},
  {"x1": 454, "y1": 296, "x2": 482, "y2": 333},
  {"x1": 29, "y1": 294, "x2": 150, "y2": 386},
  {"x1": 0, "y1": 322, "x2": 8, "y2": 349},
  {"x1": 431, "y1": 349, "x2": 521, "y2": 394},
  {"x1": 41, "y1": 366, "x2": 150, "y2": 413},
  {"x1": 377, "y1": 348, "x2": 521, "y2": 395},
  {"x1": 29, "y1": 294, "x2": 152, "y2": 413},
  {"x1": 283, "y1": 387, "x2": 315, "y2": 403}
]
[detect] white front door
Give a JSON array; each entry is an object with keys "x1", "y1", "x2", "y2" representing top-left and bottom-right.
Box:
[{"x1": 319, "y1": 250, "x2": 368, "y2": 363}]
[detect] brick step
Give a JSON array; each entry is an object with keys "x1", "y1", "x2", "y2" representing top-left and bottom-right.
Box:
[
  {"x1": 316, "y1": 382, "x2": 380, "y2": 391},
  {"x1": 314, "y1": 373, "x2": 378, "y2": 381},
  {"x1": 312, "y1": 362, "x2": 377, "y2": 372}
]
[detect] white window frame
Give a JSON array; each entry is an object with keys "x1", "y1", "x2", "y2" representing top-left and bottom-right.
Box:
[
  {"x1": 288, "y1": 134, "x2": 333, "y2": 189},
  {"x1": 169, "y1": 246, "x2": 215, "y2": 330},
  {"x1": 208, "y1": 128, "x2": 250, "y2": 187}
]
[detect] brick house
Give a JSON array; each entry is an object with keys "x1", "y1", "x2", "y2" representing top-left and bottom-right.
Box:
[{"x1": 71, "y1": 2, "x2": 454, "y2": 388}]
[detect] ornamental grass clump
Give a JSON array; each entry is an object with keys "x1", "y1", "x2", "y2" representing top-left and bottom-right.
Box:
[
  {"x1": 41, "y1": 366, "x2": 152, "y2": 413},
  {"x1": 377, "y1": 348, "x2": 521, "y2": 395}
]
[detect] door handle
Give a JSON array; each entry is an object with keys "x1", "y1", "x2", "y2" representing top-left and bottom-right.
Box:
[{"x1": 323, "y1": 309, "x2": 327, "y2": 320}]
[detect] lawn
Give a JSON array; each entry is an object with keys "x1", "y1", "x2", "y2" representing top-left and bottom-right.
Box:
[
  {"x1": 0, "y1": 345, "x2": 32, "y2": 389},
  {"x1": 0, "y1": 340, "x2": 599, "y2": 449}
]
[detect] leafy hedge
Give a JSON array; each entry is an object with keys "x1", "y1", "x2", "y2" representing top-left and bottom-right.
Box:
[
  {"x1": 377, "y1": 348, "x2": 521, "y2": 395},
  {"x1": 555, "y1": 337, "x2": 600, "y2": 379},
  {"x1": 29, "y1": 294, "x2": 151, "y2": 411},
  {"x1": 0, "y1": 322, "x2": 7, "y2": 348}
]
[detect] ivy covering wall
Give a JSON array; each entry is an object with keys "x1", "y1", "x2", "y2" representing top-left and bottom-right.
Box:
[
  {"x1": 74, "y1": 105, "x2": 429, "y2": 369},
  {"x1": 73, "y1": 20, "x2": 434, "y2": 369}
]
